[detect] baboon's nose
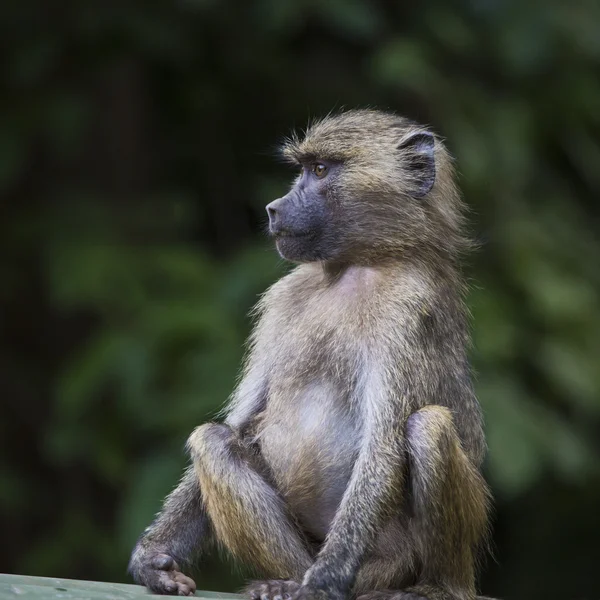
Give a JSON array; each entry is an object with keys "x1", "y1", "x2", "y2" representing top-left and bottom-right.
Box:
[{"x1": 266, "y1": 199, "x2": 281, "y2": 228}]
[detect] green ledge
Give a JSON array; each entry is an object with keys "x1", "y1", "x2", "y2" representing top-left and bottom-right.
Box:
[{"x1": 0, "y1": 574, "x2": 241, "y2": 600}]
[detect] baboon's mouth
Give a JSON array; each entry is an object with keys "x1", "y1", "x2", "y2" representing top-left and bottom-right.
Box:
[{"x1": 272, "y1": 230, "x2": 311, "y2": 239}]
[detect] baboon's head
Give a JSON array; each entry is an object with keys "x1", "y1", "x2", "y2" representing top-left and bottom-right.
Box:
[{"x1": 266, "y1": 109, "x2": 468, "y2": 264}]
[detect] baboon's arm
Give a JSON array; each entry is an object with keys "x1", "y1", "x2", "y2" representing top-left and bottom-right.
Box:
[
  {"x1": 129, "y1": 354, "x2": 268, "y2": 591},
  {"x1": 128, "y1": 466, "x2": 210, "y2": 591},
  {"x1": 299, "y1": 330, "x2": 423, "y2": 600}
]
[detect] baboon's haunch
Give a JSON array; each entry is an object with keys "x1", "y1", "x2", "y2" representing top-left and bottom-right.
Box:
[{"x1": 129, "y1": 110, "x2": 493, "y2": 600}]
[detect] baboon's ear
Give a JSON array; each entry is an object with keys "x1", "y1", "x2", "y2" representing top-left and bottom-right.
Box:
[{"x1": 398, "y1": 131, "x2": 436, "y2": 198}]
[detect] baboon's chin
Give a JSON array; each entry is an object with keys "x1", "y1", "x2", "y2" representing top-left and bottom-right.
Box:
[{"x1": 275, "y1": 235, "x2": 322, "y2": 263}]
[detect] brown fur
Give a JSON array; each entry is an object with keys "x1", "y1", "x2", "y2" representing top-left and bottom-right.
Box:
[{"x1": 128, "y1": 109, "x2": 493, "y2": 600}]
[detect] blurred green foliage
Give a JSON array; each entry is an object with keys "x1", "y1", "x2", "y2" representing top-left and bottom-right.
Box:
[{"x1": 0, "y1": 1, "x2": 599, "y2": 599}]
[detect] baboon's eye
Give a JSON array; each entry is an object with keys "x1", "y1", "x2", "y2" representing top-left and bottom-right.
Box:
[{"x1": 313, "y1": 163, "x2": 328, "y2": 179}]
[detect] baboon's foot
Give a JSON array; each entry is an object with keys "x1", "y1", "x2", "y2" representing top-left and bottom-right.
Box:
[
  {"x1": 356, "y1": 591, "x2": 426, "y2": 600},
  {"x1": 357, "y1": 588, "x2": 483, "y2": 600},
  {"x1": 245, "y1": 579, "x2": 302, "y2": 600}
]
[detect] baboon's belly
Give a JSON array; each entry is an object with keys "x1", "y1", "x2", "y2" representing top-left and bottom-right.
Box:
[{"x1": 258, "y1": 380, "x2": 361, "y2": 541}]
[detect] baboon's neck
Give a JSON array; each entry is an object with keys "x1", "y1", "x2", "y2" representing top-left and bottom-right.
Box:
[
  {"x1": 321, "y1": 261, "x2": 349, "y2": 282},
  {"x1": 320, "y1": 247, "x2": 460, "y2": 281}
]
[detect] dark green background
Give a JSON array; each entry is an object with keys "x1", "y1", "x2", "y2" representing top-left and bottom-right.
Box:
[{"x1": 1, "y1": 1, "x2": 599, "y2": 599}]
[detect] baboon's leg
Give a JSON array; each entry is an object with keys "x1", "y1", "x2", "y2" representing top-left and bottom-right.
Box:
[
  {"x1": 352, "y1": 516, "x2": 419, "y2": 595},
  {"x1": 187, "y1": 423, "x2": 314, "y2": 582},
  {"x1": 356, "y1": 406, "x2": 490, "y2": 600}
]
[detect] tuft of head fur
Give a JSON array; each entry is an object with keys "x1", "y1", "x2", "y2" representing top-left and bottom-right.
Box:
[{"x1": 280, "y1": 109, "x2": 472, "y2": 264}]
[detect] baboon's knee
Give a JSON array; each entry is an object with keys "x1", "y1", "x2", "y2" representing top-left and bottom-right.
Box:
[
  {"x1": 406, "y1": 405, "x2": 488, "y2": 507},
  {"x1": 406, "y1": 405, "x2": 456, "y2": 463},
  {"x1": 187, "y1": 423, "x2": 253, "y2": 491},
  {"x1": 187, "y1": 423, "x2": 238, "y2": 463},
  {"x1": 187, "y1": 423, "x2": 249, "y2": 527},
  {"x1": 187, "y1": 425, "x2": 311, "y2": 578},
  {"x1": 406, "y1": 405, "x2": 490, "y2": 546}
]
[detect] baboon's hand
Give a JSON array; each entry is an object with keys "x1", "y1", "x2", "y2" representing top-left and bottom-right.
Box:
[
  {"x1": 130, "y1": 552, "x2": 197, "y2": 596},
  {"x1": 245, "y1": 579, "x2": 301, "y2": 600}
]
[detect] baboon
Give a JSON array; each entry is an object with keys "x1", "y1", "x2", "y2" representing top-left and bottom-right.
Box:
[{"x1": 129, "y1": 110, "x2": 493, "y2": 600}]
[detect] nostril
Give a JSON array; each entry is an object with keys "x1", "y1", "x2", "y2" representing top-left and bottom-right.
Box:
[{"x1": 266, "y1": 203, "x2": 278, "y2": 222}]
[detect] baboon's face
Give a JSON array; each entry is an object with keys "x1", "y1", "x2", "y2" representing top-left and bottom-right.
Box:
[
  {"x1": 266, "y1": 160, "x2": 341, "y2": 263},
  {"x1": 269, "y1": 111, "x2": 440, "y2": 264}
]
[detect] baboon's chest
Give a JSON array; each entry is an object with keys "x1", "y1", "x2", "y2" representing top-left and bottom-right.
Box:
[
  {"x1": 258, "y1": 376, "x2": 361, "y2": 541},
  {"x1": 255, "y1": 271, "x2": 383, "y2": 539},
  {"x1": 258, "y1": 307, "x2": 366, "y2": 540},
  {"x1": 276, "y1": 291, "x2": 368, "y2": 382}
]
